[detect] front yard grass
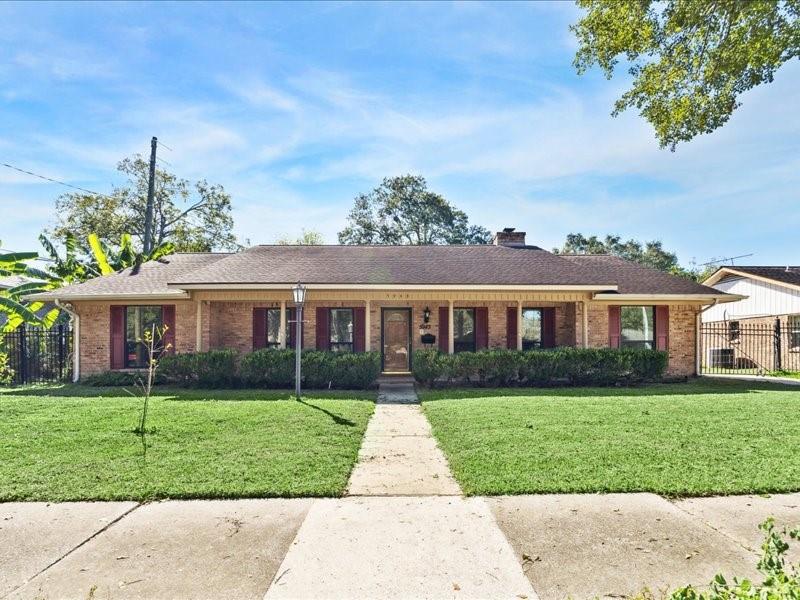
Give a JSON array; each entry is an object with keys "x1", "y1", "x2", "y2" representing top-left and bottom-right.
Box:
[
  {"x1": 421, "y1": 379, "x2": 800, "y2": 497},
  {"x1": 0, "y1": 385, "x2": 374, "y2": 501}
]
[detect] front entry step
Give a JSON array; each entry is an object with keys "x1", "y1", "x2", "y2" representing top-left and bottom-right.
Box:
[{"x1": 377, "y1": 381, "x2": 419, "y2": 404}]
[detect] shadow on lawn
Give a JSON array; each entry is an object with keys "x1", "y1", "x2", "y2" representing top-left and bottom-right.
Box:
[
  {"x1": 418, "y1": 378, "x2": 800, "y2": 402},
  {"x1": 296, "y1": 398, "x2": 356, "y2": 427}
]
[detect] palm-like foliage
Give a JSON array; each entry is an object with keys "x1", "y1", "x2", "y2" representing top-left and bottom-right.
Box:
[
  {"x1": 0, "y1": 243, "x2": 60, "y2": 333},
  {"x1": 1, "y1": 233, "x2": 175, "y2": 334},
  {"x1": 39, "y1": 232, "x2": 175, "y2": 282}
]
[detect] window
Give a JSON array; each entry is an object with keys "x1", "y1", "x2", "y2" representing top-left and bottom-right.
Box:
[
  {"x1": 521, "y1": 309, "x2": 542, "y2": 351},
  {"x1": 620, "y1": 306, "x2": 655, "y2": 349},
  {"x1": 453, "y1": 308, "x2": 475, "y2": 353},
  {"x1": 125, "y1": 306, "x2": 163, "y2": 368},
  {"x1": 266, "y1": 308, "x2": 281, "y2": 348},
  {"x1": 728, "y1": 320, "x2": 740, "y2": 343},
  {"x1": 790, "y1": 315, "x2": 800, "y2": 351},
  {"x1": 329, "y1": 308, "x2": 354, "y2": 352}
]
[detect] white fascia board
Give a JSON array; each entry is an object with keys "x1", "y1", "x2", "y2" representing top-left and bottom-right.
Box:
[{"x1": 166, "y1": 283, "x2": 619, "y2": 292}]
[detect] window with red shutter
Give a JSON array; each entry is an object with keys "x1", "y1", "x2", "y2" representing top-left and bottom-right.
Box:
[
  {"x1": 506, "y1": 307, "x2": 517, "y2": 349},
  {"x1": 475, "y1": 307, "x2": 488, "y2": 350},
  {"x1": 438, "y1": 306, "x2": 449, "y2": 352},
  {"x1": 253, "y1": 308, "x2": 267, "y2": 350},
  {"x1": 316, "y1": 307, "x2": 330, "y2": 351},
  {"x1": 608, "y1": 305, "x2": 621, "y2": 348}
]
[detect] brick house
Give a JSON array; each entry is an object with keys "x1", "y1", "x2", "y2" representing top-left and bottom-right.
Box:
[
  {"x1": 30, "y1": 229, "x2": 739, "y2": 382},
  {"x1": 701, "y1": 266, "x2": 800, "y2": 372}
]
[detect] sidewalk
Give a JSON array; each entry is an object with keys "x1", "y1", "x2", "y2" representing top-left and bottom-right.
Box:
[{"x1": 4, "y1": 493, "x2": 800, "y2": 599}]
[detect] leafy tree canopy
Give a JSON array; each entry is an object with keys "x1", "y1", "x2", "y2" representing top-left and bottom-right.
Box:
[
  {"x1": 276, "y1": 229, "x2": 324, "y2": 245},
  {"x1": 553, "y1": 233, "x2": 697, "y2": 279},
  {"x1": 572, "y1": 0, "x2": 800, "y2": 149},
  {"x1": 49, "y1": 155, "x2": 238, "y2": 252},
  {"x1": 338, "y1": 175, "x2": 492, "y2": 245}
]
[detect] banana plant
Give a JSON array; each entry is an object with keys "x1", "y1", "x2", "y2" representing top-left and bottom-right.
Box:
[
  {"x1": 0, "y1": 243, "x2": 60, "y2": 333},
  {"x1": 2, "y1": 233, "x2": 175, "y2": 334}
]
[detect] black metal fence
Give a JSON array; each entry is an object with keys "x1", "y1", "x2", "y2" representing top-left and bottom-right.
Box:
[
  {"x1": 2, "y1": 324, "x2": 73, "y2": 385},
  {"x1": 700, "y1": 318, "x2": 800, "y2": 375}
]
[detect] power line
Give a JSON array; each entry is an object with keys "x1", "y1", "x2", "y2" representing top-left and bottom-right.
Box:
[{"x1": 1, "y1": 162, "x2": 114, "y2": 199}]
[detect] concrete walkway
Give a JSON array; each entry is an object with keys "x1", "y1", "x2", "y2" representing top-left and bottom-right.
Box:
[
  {"x1": 702, "y1": 373, "x2": 800, "y2": 386},
  {"x1": 261, "y1": 386, "x2": 535, "y2": 599},
  {"x1": 264, "y1": 497, "x2": 536, "y2": 600},
  {"x1": 345, "y1": 402, "x2": 461, "y2": 496}
]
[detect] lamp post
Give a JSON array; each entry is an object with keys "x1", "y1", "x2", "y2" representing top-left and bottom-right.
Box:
[{"x1": 292, "y1": 283, "x2": 307, "y2": 400}]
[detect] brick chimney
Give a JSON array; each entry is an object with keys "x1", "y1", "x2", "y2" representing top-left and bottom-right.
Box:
[{"x1": 492, "y1": 227, "x2": 526, "y2": 247}]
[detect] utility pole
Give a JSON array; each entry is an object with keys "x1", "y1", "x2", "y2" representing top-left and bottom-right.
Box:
[{"x1": 142, "y1": 136, "x2": 157, "y2": 256}]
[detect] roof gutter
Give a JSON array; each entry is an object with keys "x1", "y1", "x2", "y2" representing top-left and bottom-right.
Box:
[
  {"x1": 55, "y1": 299, "x2": 80, "y2": 383},
  {"x1": 25, "y1": 292, "x2": 190, "y2": 302},
  {"x1": 591, "y1": 293, "x2": 745, "y2": 303}
]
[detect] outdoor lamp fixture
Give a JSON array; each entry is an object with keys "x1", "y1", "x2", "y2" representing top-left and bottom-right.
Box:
[
  {"x1": 423, "y1": 306, "x2": 431, "y2": 323},
  {"x1": 292, "y1": 283, "x2": 307, "y2": 400}
]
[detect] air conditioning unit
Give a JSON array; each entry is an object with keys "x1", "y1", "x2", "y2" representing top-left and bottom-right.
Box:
[{"x1": 707, "y1": 348, "x2": 735, "y2": 368}]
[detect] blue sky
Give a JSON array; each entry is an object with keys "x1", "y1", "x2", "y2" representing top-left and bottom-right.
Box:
[{"x1": 1, "y1": 1, "x2": 798, "y2": 266}]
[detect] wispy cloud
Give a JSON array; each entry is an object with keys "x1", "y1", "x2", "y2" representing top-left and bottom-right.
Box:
[{"x1": 0, "y1": 2, "x2": 796, "y2": 264}]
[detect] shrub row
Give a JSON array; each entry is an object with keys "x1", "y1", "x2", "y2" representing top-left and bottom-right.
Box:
[
  {"x1": 83, "y1": 349, "x2": 382, "y2": 390},
  {"x1": 411, "y1": 347, "x2": 668, "y2": 387}
]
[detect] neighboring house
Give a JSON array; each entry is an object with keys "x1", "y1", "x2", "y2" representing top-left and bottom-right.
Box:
[
  {"x1": 29, "y1": 228, "x2": 739, "y2": 382},
  {"x1": 701, "y1": 266, "x2": 800, "y2": 371}
]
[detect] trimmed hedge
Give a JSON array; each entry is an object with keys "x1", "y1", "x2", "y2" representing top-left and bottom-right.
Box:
[
  {"x1": 412, "y1": 348, "x2": 669, "y2": 387},
  {"x1": 160, "y1": 349, "x2": 239, "y2": 388},
  {"x1": 83, "y1": 349, "x2": 382, "y2": 390},
  {"x1": 239, "y1": 350, "x2": 381, "y2": 389}
]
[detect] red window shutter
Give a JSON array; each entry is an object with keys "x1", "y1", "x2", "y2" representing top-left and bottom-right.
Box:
[
  {"x1": 110, "y1": 305, "x2": 125, "y2": 369},
  {"x1": 316, "y1": 307, "x2": 330, "y2": 351},
  {"x1": 287, "y1": 308, "x2": 297, "y2": 349},
  {"x1": 353, "y1": 307, "x2": 366, "y2": 352},
  {"x1": 608, "y1": 305, "x2": 621, "y2": 348},
  {"x1": 655, "y1": 305, "x2": 669, "y2": 351},
  {"x1": 253, "y1": 308, "x2": 267, "y2": 350},
  {"x1": 475, "y1": 307, "x2": 488, "y2": 350},
  {"x1": 438, "y1": 307, "x2": 449, "y2": 352},
  {"x1": 542, "y1": 307, "x2": 556, "y2": 348},
  {"x1": 506, "y1": 307, "x2": 517, "y2": 349},
  {"x1": 162, "y1": 305, "x2": 176, "y2": 354}
]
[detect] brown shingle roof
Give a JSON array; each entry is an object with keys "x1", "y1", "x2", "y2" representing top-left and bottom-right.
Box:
[
  {"x1": 559, "y1": 254, "x2": 722, "y2": 295},
  {"x1": 29, "y1": 246, "x2": 732, "y2": 299},
  {"x1": 169, "y1": 245, "x2": 614, "y2": 286},
  {"x1": 713, "y1": 266, "x2": 800, "y2": 288},
  {"x1": 29, "y1": 253, "x2": 231, "y2": 300}
]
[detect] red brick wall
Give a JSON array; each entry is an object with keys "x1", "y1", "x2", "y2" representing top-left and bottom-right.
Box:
[
  {"x1": 72, "y1": 297, "x2": 700, "y2": 379},
  {"x1": 586, "y1": 303, "x2": 698, "y2": 377},
  {"x1": 72, "y1": 300, "x2": 197, "y2": 376}
]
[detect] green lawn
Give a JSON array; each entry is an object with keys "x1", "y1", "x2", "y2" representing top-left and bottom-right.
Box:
[
  {"x1": 421, "y1": 379, "x2": 800, "y2": 497},
  {"x1": 0, "y1": 385, "x2": 374, "y2": 501}
]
